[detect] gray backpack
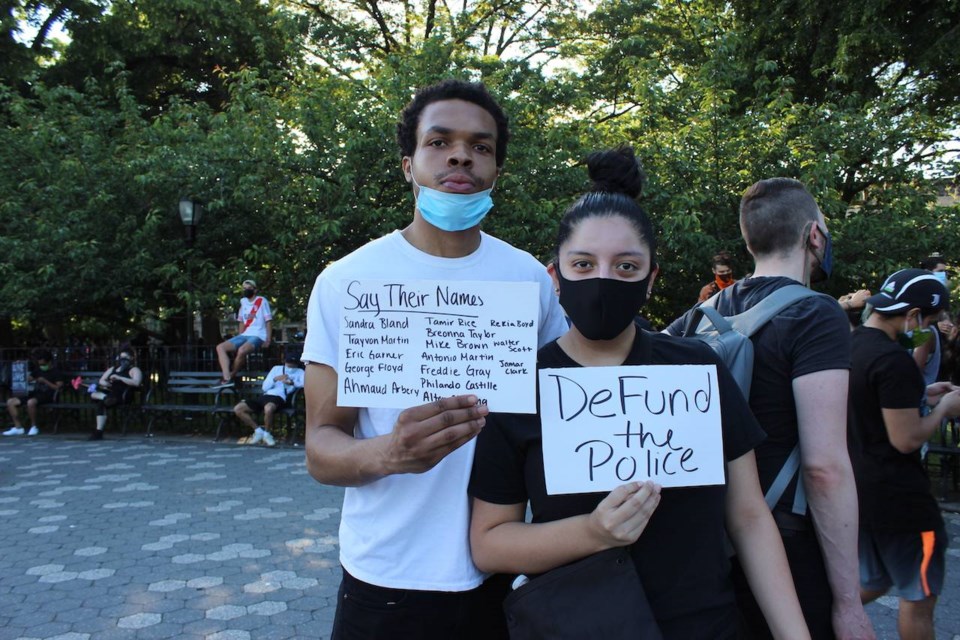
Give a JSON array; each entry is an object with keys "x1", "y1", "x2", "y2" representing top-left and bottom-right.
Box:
[{"x1": 683, "y1": 284, "x2": 820, "y2": 514}]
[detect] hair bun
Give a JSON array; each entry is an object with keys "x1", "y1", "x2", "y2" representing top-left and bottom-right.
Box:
[{"x1": 586, "y1": 146, "x2": 645, "y2": 199}]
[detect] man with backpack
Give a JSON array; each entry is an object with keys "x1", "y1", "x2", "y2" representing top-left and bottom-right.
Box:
[{"x1": 666, "y1": 178, "x2": 873, "y2": 639}]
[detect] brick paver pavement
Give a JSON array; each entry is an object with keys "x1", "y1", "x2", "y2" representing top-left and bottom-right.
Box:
[
  {"x1": 1, "y1": 435, "x2": 958, "y2": 639},
  {"x1": 1, "y1": 436, "x2": 341, "y2": 640}
]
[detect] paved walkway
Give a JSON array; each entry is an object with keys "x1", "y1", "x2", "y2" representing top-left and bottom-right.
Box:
[
  {"x1": 1, "y1": 436, "x2": 341, "y2": 640},
  {"x1": 1, "y1": 435, "x2": 959, "y2": 639}
]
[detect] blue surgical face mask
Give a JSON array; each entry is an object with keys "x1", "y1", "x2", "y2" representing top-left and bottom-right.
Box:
[
  {"x1": 932, "y1": 271, "x2": 948, "y2": 286},
  {"x1": 411, "y1": 173, "x2": 495, "y2": 232}
]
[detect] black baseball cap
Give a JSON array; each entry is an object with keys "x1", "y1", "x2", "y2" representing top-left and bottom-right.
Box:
[{"x1": 865, "y1": 268, "x2": 949, "y2": 315}]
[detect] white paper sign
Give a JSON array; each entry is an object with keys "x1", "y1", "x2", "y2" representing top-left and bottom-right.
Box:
[
  {"x1": 10, "y1": 361, "x2": 29, "y2": 396},
  {"x1": 337, "y1": 279, "x2": 540, "y2": 412},
  {"x1": 539, "y1": 365, "x2": 725, "y2": 494}
]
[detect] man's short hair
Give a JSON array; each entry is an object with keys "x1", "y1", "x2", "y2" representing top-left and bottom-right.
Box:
[
  {"x1": 739, "y1": 178, "x2": 821, "y2": 257},
  {"x1": 396, "y1": 79, "x2": 510, "y2": 168},
  {"x1": 712, "y1": 251, "x2": 734, "y2": 268}
]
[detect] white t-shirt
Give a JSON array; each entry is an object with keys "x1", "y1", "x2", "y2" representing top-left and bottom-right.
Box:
[
  {"x1": 261, "y1": 364, "x2": 304, "y2": 400},
  {"x1": 237, "y1": 296, "x2": 273, "y2": 341},
  {"x1": 302, "y1": 230, "x2": 567, "y2": 591}
]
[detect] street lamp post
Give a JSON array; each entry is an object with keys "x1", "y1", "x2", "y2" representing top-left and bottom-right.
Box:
[
  {"x1": 179, "y1": 197, "x2": 203, "y2": 247},
  {"x1": 178, "y1": 198, "x2": 203, "y2": 366}
]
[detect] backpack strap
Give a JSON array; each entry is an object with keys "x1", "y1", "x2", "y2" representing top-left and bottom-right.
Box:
[
  {"x1": 686, "y1": 304, "x2": 734, "y2": 337},
  {"x1": 708, "y1": 284, "x2": 819, "y2": 338},
  {"x1": 700, "y1": 284, "x2": 822, "y2": 517},
  {"x1": 683, "y1": 284, "x2": 817, "y2": 338},
  {"x1": 763, "y1": 444, "x2": 808, "y2": 514}
]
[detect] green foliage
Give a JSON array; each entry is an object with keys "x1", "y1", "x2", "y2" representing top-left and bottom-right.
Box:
[{"x1": 0, "y1": 0, "x2": 957, "y2": 344}]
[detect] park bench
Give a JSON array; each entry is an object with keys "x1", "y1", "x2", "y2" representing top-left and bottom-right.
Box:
[
  {"x1": 44, "y1": 371, "x2": 143, "y2": 435},
  {"x1": 142, "y1": 371, "x2": 230, "y2": 437}
]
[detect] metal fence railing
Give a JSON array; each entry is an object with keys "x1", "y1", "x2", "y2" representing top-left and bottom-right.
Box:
[
  {"x1": 0, "y1": 343, "x2": 306, "y2": 437},
  {"x1": 0, "y1": 342, "x2": 304, "y2": 387}
]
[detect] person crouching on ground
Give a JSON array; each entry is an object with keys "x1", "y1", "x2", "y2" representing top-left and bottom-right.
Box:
[{"x1": 233, "y1": 354, "x2": 305, "y2": 447}]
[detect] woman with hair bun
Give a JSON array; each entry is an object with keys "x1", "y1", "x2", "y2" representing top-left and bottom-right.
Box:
[{"x1": 469, "y1": 147, "x2": 810, "y2": 638}]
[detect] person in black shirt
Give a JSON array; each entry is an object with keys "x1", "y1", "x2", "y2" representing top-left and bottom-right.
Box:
[
  {"x1": 849, "y1": 268, "x2": 960, "y2": 639},
  {"x1": 88, "y1": 347, "x2": 143, "y2": 441},
  {"x1": 469, "y1": 148, "x2": 809, "y2": 639},
  {"x1": 665, "y1": 179, "x2": 871, "y2": 640},
  {"x1": 4, "y1": 350, "x2": 63, "y2": 437}
]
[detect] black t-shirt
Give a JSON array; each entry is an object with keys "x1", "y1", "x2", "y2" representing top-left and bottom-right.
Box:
[
  {"x1": 469, "y1": 329, "x2": 765, "y2": 640},
  {"x1": 665, "y1": 276, "x2": 850, "y2": 513},
  {"x1": 29, "y1": 364, "x2": 63, "y2": 399},
  {"x1": 848, "y1": 326, "x2": 943, "y2": 532}
]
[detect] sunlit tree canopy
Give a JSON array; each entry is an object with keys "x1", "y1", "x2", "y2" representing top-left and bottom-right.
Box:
[{"x1": 1, "y1": 0, "x2": 957, "y2": 344}]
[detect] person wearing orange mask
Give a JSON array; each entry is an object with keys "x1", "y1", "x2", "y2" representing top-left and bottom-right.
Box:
[{"x1": 698, "y1": 251, "x2": 737, "y2": 302}]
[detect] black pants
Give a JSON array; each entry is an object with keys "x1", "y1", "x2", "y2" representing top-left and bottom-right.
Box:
[
  {"x1": 331, "y1": 568, "x2": 511, "y2": 640},
  {"x1": 732, "y1": 528, "x2": 835, "y2": 640},
  {"x1": 95, "y1": 386, "x2": 132, "y2": 416}
]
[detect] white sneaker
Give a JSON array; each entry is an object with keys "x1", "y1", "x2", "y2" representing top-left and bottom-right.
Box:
[
  {"x1": 249, "y1": 427, "x2": 265, "y2": 445},
  {"x1": 262, "y1": 431, "x2": 276, "y2": 447},
  {"x1": 27, "y1": 426, "x2": 39, "y2": 436},
  {"x1": 3, "y1": 426, "x2": 24, "y2": 436}
]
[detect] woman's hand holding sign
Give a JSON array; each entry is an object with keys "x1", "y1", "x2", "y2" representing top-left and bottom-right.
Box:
[
  {"x1": 588, "y1": 481, "x2": 661, "y2": 547},
  {"x1": 380, "y1": 395, "x2": 489, "y2": 475}
]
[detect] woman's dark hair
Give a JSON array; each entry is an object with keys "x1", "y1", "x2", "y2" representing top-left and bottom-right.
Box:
[
  {"x1": 555, "y1": 146, "x2": 655, "y2": 264},
  {"x1": 919, "y1": 254, "x2": 946, "y2": 271},
  {"x1": 396, "y1": 79, "x2": 510, "y2": 168}
]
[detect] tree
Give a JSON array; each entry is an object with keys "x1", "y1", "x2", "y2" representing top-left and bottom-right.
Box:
[
  {"x1": 561, "y1": 0, "x2": 960, "y2": 323},
  {"x1": 1, "y1": 0, "x2": 956, "y2": 344}
]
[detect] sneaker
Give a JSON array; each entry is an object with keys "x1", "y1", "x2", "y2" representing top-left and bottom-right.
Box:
[
  {"x1": 249, "y1": 427, "x2": 265, "y2": 445},
  {"x1": 88, "y1": 430, "x2": 104, "y2": 441},
  {"x1": 211, "y1": 378, "x2": 235, "y2": 390},
  {"x1": 262, "y1": 431, "x2": 276, "y2": 447},
  {"x1": 3, "y1": 426, "x2": 24, "y2": 436},
  {"x1": 27, "y1": 426, "x2": 39, "y2": 436}
]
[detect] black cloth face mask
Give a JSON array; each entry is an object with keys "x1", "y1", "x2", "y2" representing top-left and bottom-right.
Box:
[{"x1": 556, "y1": 268, "x2": 651, "y2": 340}]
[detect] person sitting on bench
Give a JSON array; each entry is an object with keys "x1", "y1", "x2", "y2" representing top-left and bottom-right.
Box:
[
  {"x1": 89, "y1": 347, "x2": 143, "y2": 441},
  {"x1": 233, "y1": 355, "x2": 304, "y2": 447}
]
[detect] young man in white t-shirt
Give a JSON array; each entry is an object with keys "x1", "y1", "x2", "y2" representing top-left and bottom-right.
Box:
[
  {"x1": 233, "y1": 354, "x2": 304, "y2": 447},
  {"x1": 214, "y1": 279, "x2": 273, "y2": 388},
  {"x1": 301, "y1": 80, "x2": 566, "y2": 640}
]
